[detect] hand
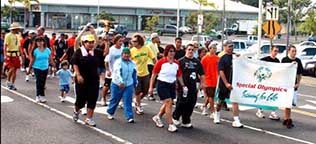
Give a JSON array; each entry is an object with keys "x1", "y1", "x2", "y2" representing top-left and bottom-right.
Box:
[
  {"x1": 225, "y1": 83, "x2": 233, "y2": 90},
  {"x1": 106, "y1": 71, "x2": 111, "y2": 77},
  {"x1": 26, "y1": 69, "x2": 30, "y2": 75},
  {"x1": 52, "y1": 67, "x2": 57, "y2": 73},
  {"x1": 119, "y1": 83, "x2": 125, "y2": 89},
  {"x1": 77, "y1": 75, "x2": 84, "y2": 84},
  {"x1": 294, "y1": 83, "x2": 300, "y2": 89},
  {"x1": 183, "y1": 86, "x2": 188, "y2": 92},
  {"x1": 148, "y1": 87, "x2": 153, "y2": 96}
]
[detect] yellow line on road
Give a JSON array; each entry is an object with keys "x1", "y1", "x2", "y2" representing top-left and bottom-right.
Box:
[{"x1": 280, "y1": 108, "x2": 316, "y2": 118}]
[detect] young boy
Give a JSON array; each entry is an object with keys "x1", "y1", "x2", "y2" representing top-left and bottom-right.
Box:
[{"x1": 56, "y1": 60, "x2": 73, "y2": 102}]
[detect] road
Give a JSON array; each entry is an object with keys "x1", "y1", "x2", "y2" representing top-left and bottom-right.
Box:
[{"x1": 1, "y1": 70, "x2": 316, "y2": 144}]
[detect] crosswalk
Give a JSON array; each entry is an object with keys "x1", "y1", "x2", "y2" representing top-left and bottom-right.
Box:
[{"x1": 1, "y1": 95, "x2": 14, "y2": 103}]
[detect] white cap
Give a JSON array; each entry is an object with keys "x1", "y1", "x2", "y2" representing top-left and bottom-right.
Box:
[{"x1": 150, "y1": 33, "x2": 159, "y2": 39}]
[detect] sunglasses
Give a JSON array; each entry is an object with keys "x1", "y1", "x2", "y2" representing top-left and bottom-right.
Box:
[
  {"x1": 187, "y1": 49, "x2": 194, "y2": 51},
  {"x1": 169, "y1": 50, "x2": 175, "y2": 52},
  {"x1": 85, "y1": 41, "x2": 95, "y2": 44}
]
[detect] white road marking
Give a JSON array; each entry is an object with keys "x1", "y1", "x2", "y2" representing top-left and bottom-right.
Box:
[
  {"x1": 1, "y1": 86, "x2": 133, "y2": 144},
  {"x1": 1, "y1": 95, "x2": 14, "y2": 103},
  {"x1": 306, "y1": 100, "x2": 316, "y2": 105},
  {"x1": 298, "y1": 93, "x2": 316, "y2": 99},
  {"x1": 299, "y1": 104, "x2": 316, "y2": 111},
  {"x1": 194, "y1": 102, "x2": 255, "y2": 111}
]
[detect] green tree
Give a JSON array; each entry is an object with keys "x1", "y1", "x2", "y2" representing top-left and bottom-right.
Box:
[
  {"x1": 186, "y1": 11, "x2": 219, "y2": 34},
  {"x1": 95, "y1": 11, "x2": 115, "y2": 21},
  {"x1": 144, "y1": 15, "x2": 160, "y2": 32},
  {"x1": 298, "y1": 10, "x2": 316, "y2": 35},
  {"x1": 1, "y1": 5, "x2": 19, "y2": 20},
  {"x1": 190, "y1": 0, "x2": 216, "y2": 34}
]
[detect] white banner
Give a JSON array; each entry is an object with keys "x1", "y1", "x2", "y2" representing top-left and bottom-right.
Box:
[{"x1": 230, "y1": 57, "x2": 297, "y2": 108}]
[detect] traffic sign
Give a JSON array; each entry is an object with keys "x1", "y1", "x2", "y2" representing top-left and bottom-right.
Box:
[
  {"x1": 266, "y1": 6, "x2": 279, "y2": 21},
  {"x1": 198, "y1": 14, "x2": 203, "y2": 26},
  {"x1": 263, "y1": 20, "x2": 281, "y2": 39}
]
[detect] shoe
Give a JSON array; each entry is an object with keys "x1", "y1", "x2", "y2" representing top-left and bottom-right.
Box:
[
  {"x1": 85, "y1": 118, "x2": 96, "y2": 127},
  {"x1": 201, "y1": 106, "x2": 208, "y2": 116},
  {"x1": 73, "y1": 111, "x2": 80, "y2": 122},
  {"x1": 152, "y1": 115, "x2": 164, "y2": 128},
  {"x1": 118, "y1": 101, "x2": 123, "y2": 109},
  {"x1": 25, "y1": 75, "x2": 30, "y2": 82},
  {"x1": 101, "y1": 101, "x2": 108, "y2": 106},
  {"x1": 47, "y1": 74, "x2": 52, "y2": 78},
  {"x1": 172, "y1": 118, "x2": 181, "y2": 126},
  {"x1": 81, "y1": 108, "x2": 87, "y2": 115},
  {"x1": 21, "y1": 68, "x2": 25, "y2": 72},
  {"x1": 39, "y1": 96, "x2": 46, "y2": 103},
  {"x1": 60, "y1": 96, "x2": 66, "y2": 102},
  {"x1": 148, "y1": 96, "x2": 155, "y2": 101},
  {"x1": 35, "y1": 96, "x2": 40, "y2": 103},
  {"x1": 181, "y1": 123, "x2": 193, "y2": 128},
  {"x1": 256, "y1": 109, "x2": 265, "y2": 118},
  {"x1": 209, "y1": 112, "x2": 214, "y2": 119},
  {"x1": 213, "y1": 111, "x2": 220, "y2": 124},
  {"x1": 232, "y1": 120, "x2": 244, "y2": 128},
  {"x1": 106, "y1": 112, "x2": 114, "y2": 120},
  {"x1": 199, "y1": 90, "x2": 204, "y2": 98},
  {"x1": 168, "y1": 124, "x2": 178, "y2": 132},
  {"x1": 135, "y1": 106, "x2": 144, "y2": 115},
  {"x1": 128, "y1": 119, "x2": 135, "y2": 123},
  {"x1": 283, "y1": 119, "x2": 294, "y2": 129},
  {"x1": 269, "y1": 112, "x2": 280, "y2": 121}
]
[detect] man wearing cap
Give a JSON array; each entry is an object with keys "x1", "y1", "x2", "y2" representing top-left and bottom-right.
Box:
[
  {"x1": 146, "y1": 33, "x2": 160, "y2": 100},
  {"x1": 106, "y1": 48, "x2": 138, "y2": 123},
  {"x1": 4, "y1": 22, "x2": 23, "y2": 90},
  {"x1": 213, "y1": 40, "x2": 243, "y2": 128}
]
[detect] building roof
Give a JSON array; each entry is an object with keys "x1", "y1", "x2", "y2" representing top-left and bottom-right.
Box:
[{"x1": 1, "y1": 0, "x2": 259, "y2": 13}]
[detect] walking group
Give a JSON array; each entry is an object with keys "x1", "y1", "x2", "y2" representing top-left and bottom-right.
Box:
[{"x1": 1, "y1": 22, "x2": 302, "y2": 132}]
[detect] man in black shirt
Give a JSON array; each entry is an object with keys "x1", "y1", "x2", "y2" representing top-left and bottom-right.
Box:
[
  {"x1": 256, "y1": 46, "x2": 281, "y2": 120},
  {"x1": 214, "y1": 40, "x2": 243, "y2": 128},
  {"x1": 172, "y1": 44, "x2": 205, "y2": 128},
  {"x1": 54, "y1": 33, "x2": 68, "y2": 70},
  {"x1": 174, "y1": 37, "x2": 185, "y2": 60},
  {"x1": 281, "y1": 45, "x2": 303, "y2": 129}
]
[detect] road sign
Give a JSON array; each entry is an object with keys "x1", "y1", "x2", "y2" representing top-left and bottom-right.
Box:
[
  {"x1": 266, "y1": 6, "x2": 279, "y2": 21},
  {"x1": 198, "y1": 14, "x2": 203, "y2": 26},
  {"x1": 263, "y1": 20, "x2": 281, "y2": 39}
]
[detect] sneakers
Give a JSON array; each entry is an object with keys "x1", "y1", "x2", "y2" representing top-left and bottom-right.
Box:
[
  {"x1": 118, "y1": 101, "x2": 123, "y2": 109},
  {"x1": 256, "y1": 109, "x2": 265, "y2": 118},
  {"x1": 128, "y1": 119, "x2": 135, "y2": 123},
  {"x1": 269, "y1": 112, "x2": 280, "y2": 121},
  {"x1": 106, "y1": 112, "x2": 114, "y2": 120},
  {"x1": 232, "y1": 120, "x2": 244, "y2": 128},
  {"x1": 199, "y1": 90, "x2": 204, "y2": 98},
  {"x1": 85, "y1": 118, "x2": 96, "y2": 127},
  {"x1": 172, "y1": 118, "x2": 181, "y2": 126},
  {"x1": 152, "y1": 115, "x2": 164, "y2": 128},
  {"x1": 59, "y1": 96, "x2": 66, "y2": 102},
  {"x1": 81, "y1": 108, "x2": 87, "y2": 115},
  {"x1": 35, "y1": 96, "x2": 40, "y2": 103},
  {"x1": 73, "y1": 110, "x2": 80, "y2": 122},
  {"x1": 181, "y1": 123, "x2": 193, "y2": 128},
  {"x1": 39, "y1": 96, "x2": 46, "y2": 103},
  {"x1": 213, "y1": 111, "x2": 220, "y2": 124},
  {"x1": 25, "y1": 75, "x2": 30, "y2": 82},
  {"x1": 148, "y1": 95, "x2": 156, "y2": 101},
  {"x1": 168, "y1": 124, "x2": 178, "y2": 132},
  {"x1": 283, "y1": 119, "x2": 294, "y2": 129},
  {"x1": 135, "y1": 106, "x2": 144, "y2": 115},
  {"x1": 21, "y1": 68, "x2": 25, "y2": 72},
  {"x1": 201, "y1": 106, "x2": 208, "y2": 116},
  {"x1": 209, "y1": 112, "x2": 214, "y2": 119},
  {"x1": 101, "y1": 101, "x2": 108, "y2": 106}
]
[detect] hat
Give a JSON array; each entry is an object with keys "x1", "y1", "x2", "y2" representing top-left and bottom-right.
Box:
[
  {"x1": 122, "y1": 47, "x2": 130, "y2": 54},
  {"x1": 29, "y1": 30, "x2": 36, "y2": 34},
  {"x1": 223, "y1": 40, "x2": 234, "y2": 47},
  {"x1": 150, "y1": 33, "x2": 159, "y2": 39},
  {"x1": 9, "y1": 22, "x2": 23, "y2": 30},
  {"x1": 81, "y1": 34, "x2": 95, "y2": 42},
  {"x1": 208, "y1": 44, "x2": 217, "y2": 49}
]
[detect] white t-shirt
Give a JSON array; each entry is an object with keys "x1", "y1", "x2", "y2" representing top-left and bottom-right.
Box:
[{"x1": 104, "y1": 45, "x2": 123, "y2": 78}]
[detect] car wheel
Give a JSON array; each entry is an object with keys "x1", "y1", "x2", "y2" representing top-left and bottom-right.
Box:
[
  {"x1": 217, "y1": 35, "x2": 222, "y2": 39},
  {"x1": 179, "y1": 32, "x2": 184, "y2": 37},
  {"x1": 123, "y1": 32, "x2": 127, "y2": 37}
]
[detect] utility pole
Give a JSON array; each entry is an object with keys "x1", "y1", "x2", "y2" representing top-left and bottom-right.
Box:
[
  {"x1": 286, "y1": 0, "x2": 292, "y2": 54},
  {"x1": 97, "y1": 0, "x2": 100, "y2": 28},
  {"x1": 257, "y1": 0, "x2": 263, "y2": 59},
  {"x1": 176, "y1": 0, "x2": 180, "y2": 37},
  {"x1": 221, "y1": 0, "x2": 226, "y2": 51}
]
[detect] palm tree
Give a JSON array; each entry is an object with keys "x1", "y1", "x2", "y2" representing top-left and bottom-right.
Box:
[{"x1": 8, "y1": 0, "x2": 39, "y2": 26}]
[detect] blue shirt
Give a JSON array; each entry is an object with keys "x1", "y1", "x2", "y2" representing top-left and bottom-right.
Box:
[
  {"x1": 56, "y1": 69, "x2": 72, "y2": 85},
  {"x1": 32, "y1": 48, "x2": 51, "y2": 70},
  {"x1": 112, "y1": 58, "x2": 138, "y2": 87}
]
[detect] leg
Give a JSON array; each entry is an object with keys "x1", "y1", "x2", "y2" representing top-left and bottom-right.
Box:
[
  {"x1": 164, "y1": 98, "x2": 173, "y2": 124},
  {"x1": 107, "y1": 84, "x2": 123, "y2": 115},
  {"x1": 182, "y1": 91, "x2": 197, "y2": 124},
  {"x1": 122, "y1": 85, "x2": 134, "y2": 120}
]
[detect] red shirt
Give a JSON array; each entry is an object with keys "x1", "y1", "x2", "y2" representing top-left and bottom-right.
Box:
[
  {"x1": 153, "y1": 57, "x2": 182, "y2": 83},
  {"x1": 67, "y1": 37, "x2": 76, "y2": 48},
  {"x1": 201, "y1": 54, "x2": 219, "y2": 87}
]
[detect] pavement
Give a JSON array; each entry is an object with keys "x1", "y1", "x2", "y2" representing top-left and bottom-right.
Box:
[{"x1": 1, "y1": 70, "x2": 316, "y2": 144}]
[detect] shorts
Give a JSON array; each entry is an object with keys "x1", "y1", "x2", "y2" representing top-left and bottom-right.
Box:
[
  {"x1": 135, "y1": 75, "x2": 150, "y2": 96},
  {"x1": 98, "y1": 67, "x2": 106, "y2": 74},
  {"x1": 60, "y1": 84, "x2": 70, "y2": 93},
  {"x1": 292, "y1": 91, "x2": 298, "y2": 107},
  {"x1": 157, "y1": 80, "x2": 176, "y2": 100},
  {"x1": 204, "y1": 87, "x2": 216, "y2": 98},
  {"x1": 147, "y1": 65, "x2": 154, "y2": 76},
  {"x1": 218, "y1": 85, "x2": 230, "y2": 101},
  {"x1": 75, "y1": 81, "x2": 99, "y2": 109},
  {"x1": 5, "y1": 56, "x2": 21, "y2": 69},
  {"x1": 104, "y1": 78, "x2": 112, "y2": 87}
]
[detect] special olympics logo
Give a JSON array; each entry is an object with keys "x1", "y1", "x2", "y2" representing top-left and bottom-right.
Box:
[{"x1": 254, "y1": 67, "x2": 272, "y2": 82}]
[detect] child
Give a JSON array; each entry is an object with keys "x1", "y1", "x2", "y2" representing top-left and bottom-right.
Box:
[{"x1": 56, "y1": 60, "x2": 73, "y2": 102}]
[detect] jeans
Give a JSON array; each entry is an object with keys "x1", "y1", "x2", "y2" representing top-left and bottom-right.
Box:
[
  {"x1": 107, "y1": 83, "x2": 134, "y2": 120},
  {"x1": 33, "y1": 68, "x2": 48, "y2": 96}
]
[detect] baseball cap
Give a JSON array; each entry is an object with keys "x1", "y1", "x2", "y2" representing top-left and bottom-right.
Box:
[
  {"x1": 150, "y1": 33, "x2": 159, "y2": 39},
  {"x1": 122, "y1": 47, "x2": 131, "y2": 54},
  {"x1": 223, "y1": 40, "x2": 233, "y2": 47},
  {"x1": 81, "y1": 34, "x2": 95, "y2": 42}
]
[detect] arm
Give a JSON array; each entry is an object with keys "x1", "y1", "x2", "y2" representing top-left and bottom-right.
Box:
[
  {"x1": 74, "y1": 27, "x2": 86, "y2": 50},
  {"x1": 49, "y1": 53, "x2": 56, "y2": 68},
  {"x1": 219, "y1": 70, "x2": 232, "y2": 90},
  {"x1": 73, "y1": 64, "x2": 84, "y2": 84},
  {"x1": 27, "y1": 52, "x2": 34, "y2": 75},
  {"x1": 295, "y1": 74, "x2": 302, "y2": 88},
  {"x1": 177, "y1": 76, "x2": 185, "y2": 87}
]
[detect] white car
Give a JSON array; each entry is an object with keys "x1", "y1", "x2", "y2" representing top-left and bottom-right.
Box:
[
  {"x1": 242, "y1": 42, "x2": 287, "y2": 59},
  {"x1": 182, "y1": 35, "x2": 212, "y2": 48},
  {"x1": 296, "y1": 41, "x2": 316, "y2": 47}
]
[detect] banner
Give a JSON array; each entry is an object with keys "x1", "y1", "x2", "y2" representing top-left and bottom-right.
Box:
[{"x1": 230, "y1": 57, "x2": 297, "y2": 108}]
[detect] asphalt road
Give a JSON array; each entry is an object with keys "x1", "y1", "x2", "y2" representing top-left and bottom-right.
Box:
[{"x1": 1, "y1": 71, "x2": 316, "y2": 144}]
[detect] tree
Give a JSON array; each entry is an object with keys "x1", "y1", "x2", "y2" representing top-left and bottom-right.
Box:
[
  {"x1": 8, "y1": 0, "x2": 40, "y2": 26},
  {"x1": 144, "y1": 15, "x2": 160, "y2": 32},
  {"x1": 298, "y1": 10, "x2": 316, "y2": 35},
  {"x1": 1, "y1": 5, "x2": 19, "y2": 21},
  {"x1": 186, "y1": 11, "x2": 219, "y2": 34},
  {"x1": 95, "y1": 11, "x2": 115, "y2": 21},
  {"x1": 190, "y1": 0, "x2": 216, "y2": 34}
]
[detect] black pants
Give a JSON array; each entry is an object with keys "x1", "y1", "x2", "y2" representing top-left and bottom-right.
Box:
[
  {"x1": 34, "y1": 68, "x2": 48, "y2": 96},
  {"x1": 173, "y1": 86, "x2": 197, "y2": 124},
  {"x1": 75, "y1": 80, "x2": 100, "y2": 109}
]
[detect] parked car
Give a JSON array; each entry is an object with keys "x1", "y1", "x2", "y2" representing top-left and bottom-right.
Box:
[
  {"x1": 217, "y1": 40, "x2": 248, "y2": 53},
  {"x1": 179, "y1": 26, "x2": 194, "y2": 34},
  {"x1": 243, "y1": 42, "x2": 287, "y2": 59},
  {"x1": 207, "y1": 30, "x2": 223, "y2": 40},
  {"x1": 156, "y1": 24, "x2": 184, "y2": 36},
  {"x1": 110, "y1": 24, "x2": 128, "y2": 37},
  {"x1": 246, "y1": 35, "x2": 258, "y2": 46},
  {"x1": 296, "y1": 41, "x2": 316, "y2": 47},
  {"x1": 182, "y1": 35, "x2": 212, "y2": 48}
]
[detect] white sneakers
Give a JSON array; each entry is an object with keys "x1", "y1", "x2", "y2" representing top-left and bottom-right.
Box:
[
  {"x1": 35, "y1": 96, "x2": 47, "y2": 103},
  {"x1": 181, "y1": 123, "x2": 193, "y2": 128},
  {"x1": 269, "y1": 111, "x2": 280, "y2": 120},
  {"x1": 256, "y1": 109, "x2": 265, "y2": 118},
  {"x1": 59, "y1": 96, "x2": 66, "y2": 102},
  {"x1": 106, "y1": 112, "x2": 114, "y2": 120},
  {"x1": 168, "y1": 124, "x2": 178, "y2": 132},
  {"x1": 201, "y1": 106, "x2": 208, "y2": 116},
  {"x1": 85, "y1": 118, "x2": 96, "y2": 127},
  {"x1": 232, "y1": 120, "x2": 243, "y2": 128},
  {"x1": 213, "y1": 111, "x2": 220, "y2": 124},
  {"x1": 152, "y1": 115, "x2": 164, "y2": 128},
  {"x1": 135, "y1": 106, "x2": 144, "y2": 115},
  {"x1": 25, "y1": 75, "x2": 30, "y2": 82}
]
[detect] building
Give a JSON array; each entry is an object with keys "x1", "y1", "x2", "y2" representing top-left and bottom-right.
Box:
[{"x1": 1, "y1": 0, "x2": 259, "y2": 30}]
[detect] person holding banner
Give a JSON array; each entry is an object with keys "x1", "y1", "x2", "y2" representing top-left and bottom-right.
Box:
[
  {"x1": 255, "y1": 46, "x2": 281, "y2": 120},
  {"x1": 281, "y1": 45, "x2": 303, "y2": 129},
  {"x1": 214, "y1": 40, "x2": 243, "y2": 128}
]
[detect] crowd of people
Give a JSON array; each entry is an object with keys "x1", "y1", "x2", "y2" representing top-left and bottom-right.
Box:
[{"x1": 1, "y1": 22, "x2": 302, "y2": 131}]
